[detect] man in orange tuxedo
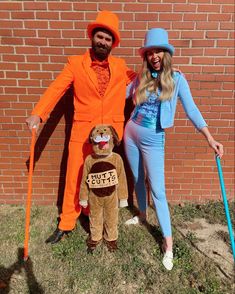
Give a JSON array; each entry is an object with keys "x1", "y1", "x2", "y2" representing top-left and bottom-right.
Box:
[{"x1": 26, "y1": 11, "x2": 136, "y2": 243}]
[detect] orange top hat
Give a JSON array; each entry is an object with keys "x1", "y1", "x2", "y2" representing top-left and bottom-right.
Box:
[{"x1": 87, "y1": 11, "x2": 120, "y2": 48}]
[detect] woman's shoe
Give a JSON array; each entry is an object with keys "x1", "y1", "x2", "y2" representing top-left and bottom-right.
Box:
[
  {"x1": 125, "y1": 215, "x2": 147, "y2": 225},
  {"x1": 125, "y1": 216, "x2": 140, "y2": 225},
  {"x1": 162, "y1": 251, "x2": 173, "y2": 271}
]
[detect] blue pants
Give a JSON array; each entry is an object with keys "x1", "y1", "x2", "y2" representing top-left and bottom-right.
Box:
[{"x1": 124, "y1": 120, "x2": 172, "y2": 237}]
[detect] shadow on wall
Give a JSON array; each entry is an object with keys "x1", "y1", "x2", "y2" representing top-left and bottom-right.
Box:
[
  {"x1": 25, "y1": 86, "x2": 74, "y2": 214},
  {"x1": 0, "y1": 247, "x2": 44, "y2": 293}
]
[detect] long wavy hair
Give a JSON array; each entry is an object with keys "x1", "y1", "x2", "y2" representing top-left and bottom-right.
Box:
[{"x1": 135, "y1": 51, "x2": 175, "y2": 105}]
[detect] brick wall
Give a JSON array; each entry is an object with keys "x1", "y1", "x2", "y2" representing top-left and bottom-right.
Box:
[{"x1": 0, "y1": 1, "x2": 234, "y2": 205}]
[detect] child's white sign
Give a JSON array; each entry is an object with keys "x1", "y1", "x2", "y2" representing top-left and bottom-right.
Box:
[{"x1": 86, "y1": 169, "x2": 118, "y2": 188}]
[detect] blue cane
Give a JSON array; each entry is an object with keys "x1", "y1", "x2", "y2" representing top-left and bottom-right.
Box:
[{"x1": 215, "y1": 155, "x2": 235, "y2": 261}]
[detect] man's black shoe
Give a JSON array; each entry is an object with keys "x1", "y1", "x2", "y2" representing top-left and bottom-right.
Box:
[{"x1": 45, "y1": 228, "x2": 71, "y2": 244}]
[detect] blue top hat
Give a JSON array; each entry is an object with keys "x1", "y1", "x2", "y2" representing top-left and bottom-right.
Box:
[{"x1": 139, "y1": 28, "x2": 175, "y2": 57}]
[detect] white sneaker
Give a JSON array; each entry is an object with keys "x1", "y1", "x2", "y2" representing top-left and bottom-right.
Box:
[
  {"x1": 162, "y1": 251, "x2": 173, "y2": 271},
  {"x1": 124, "y1": 216, "x2": 139, "y2": 225}
]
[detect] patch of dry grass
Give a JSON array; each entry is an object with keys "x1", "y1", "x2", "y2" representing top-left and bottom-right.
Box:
[{"x1": 0, "y1": 202, "x2": 234, "y2": 293}]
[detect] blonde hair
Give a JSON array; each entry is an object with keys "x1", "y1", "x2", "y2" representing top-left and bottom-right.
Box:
[{"x1": 135, "y1": 51, "x2": 175, "y2": 105}]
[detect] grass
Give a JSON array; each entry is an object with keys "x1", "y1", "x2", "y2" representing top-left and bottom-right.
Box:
[
  {"x1": 171, "y1": 201, "x2": 235, "y2": 226},
  {"x1": 0, "y1": 201, "x2": 234, "y2": 294}
]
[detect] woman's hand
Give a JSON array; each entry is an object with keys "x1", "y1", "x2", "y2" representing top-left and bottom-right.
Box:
[
  {"x1": 200, "y1": 127, "x2": 224, "y2": 158},
  {"x1": 208, "y1": 138, "x2": 224, "y2": 158}
]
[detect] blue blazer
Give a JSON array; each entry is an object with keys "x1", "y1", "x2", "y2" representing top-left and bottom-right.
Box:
[{"x1": 127, "y1": 72, "x2": 207, "y2": 130}]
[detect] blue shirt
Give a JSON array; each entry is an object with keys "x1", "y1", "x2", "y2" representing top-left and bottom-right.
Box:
[
  {"x1": 131, "y1": 89, "x2": 162, "y2": 130},
  {"x1": 126, "y1": 72, "x2": 207, "y2": 130}
]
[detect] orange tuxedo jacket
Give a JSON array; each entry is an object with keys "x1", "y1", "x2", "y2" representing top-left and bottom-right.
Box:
[{"x1": 32, "y1": 50, "x2": 136, "y2": 142}]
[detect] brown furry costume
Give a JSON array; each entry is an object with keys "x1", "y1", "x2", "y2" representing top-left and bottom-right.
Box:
[{"x1": 79, "y1": 125, "x2": 128, "y2": 252}]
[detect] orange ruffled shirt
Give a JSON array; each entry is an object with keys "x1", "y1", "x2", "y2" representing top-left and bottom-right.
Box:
[{"x1": 91, "y1": 59, "x2": 110, "y2": 97}]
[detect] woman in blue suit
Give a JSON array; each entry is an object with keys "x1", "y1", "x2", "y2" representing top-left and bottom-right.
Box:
[{"x1": 124, "y1": 28, "x2": 223, "y2": 270}]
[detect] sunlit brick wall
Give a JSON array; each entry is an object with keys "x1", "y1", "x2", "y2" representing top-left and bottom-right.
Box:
[{"x1": 0, "y1": 0, "x2": 234, "y2": 205}]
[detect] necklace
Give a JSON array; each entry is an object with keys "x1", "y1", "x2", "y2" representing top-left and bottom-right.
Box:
[
  {"x1": 151, "y1": 70, "x2": 161, "y2": 86},
  {"x1": 151, "y1": 71, "x2": 158, "y2": 79}
]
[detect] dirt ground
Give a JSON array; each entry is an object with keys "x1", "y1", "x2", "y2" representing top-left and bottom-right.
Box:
[{"x1": 177, "y1": 218, "x2": 234, "y2": 279}]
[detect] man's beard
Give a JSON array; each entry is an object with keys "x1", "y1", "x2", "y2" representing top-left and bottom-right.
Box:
[{"x1": 92, "y1": 41, "x2": 112, "y2": 60}]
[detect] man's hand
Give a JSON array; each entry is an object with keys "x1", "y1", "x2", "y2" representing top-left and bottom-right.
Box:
[{"x1": 26, "y1": 115, "x2": 40, "y2": 133}]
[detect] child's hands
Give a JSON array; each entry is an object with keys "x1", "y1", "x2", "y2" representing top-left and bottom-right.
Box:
[
  {"x1": 79, "y1": 199, "x2": 88, "y2": 208},
  {"x1": 119, "y1": 199, "x2": 128, "y2": 208}
]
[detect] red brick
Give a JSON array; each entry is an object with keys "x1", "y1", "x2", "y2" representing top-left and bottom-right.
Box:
[
  {"x1": 160, "y1": 14, "x2": 183, "y2": 21},
  {"x1": 73, "y1": 3, "x2": 97, "y2": 11},
  {"x1": 0, "y1": 29, "x2": 12, "y2": 37},
  {"x1": 174, "y1": 4, "x2": 197, "y2": 12},
  {"x1": 38, "y1": 30, "x2": 61, "y2": 38},
  {"x1": 48, "y1": 39, "x2": 71, "y2": 47},
  {"x1": 0, "y1": 20, "x2": 23, "y2": 28},
  {"x1": 173, "y1": 22, "x2": 194, "y2": 29},
  {"x1": 149, "y1": 4, "x2": 173, "y2": 12},
  {"x1": 181, "y1": 48, "x2": 203, "y2": 56},
  {"x1": 135, "y1": 13, "x2": 158, "y2": 21},
  {"x1": 49, "y1": 21, "x2": 73, "y2": 29},
  {"x1": 212, "y1": 0, "x2": 234, "y2": 4},
  {"x1": 192, "y1": 57, "x2": 214, "y2": 65},
  {"x1": 208, "y1": 13, "x2": 231, "y2": 21},
  {"x1": 222, "y1": 5, "x2": 235, "y2": 12},
  {"x1": 26, "y1": 56, "x2": 49, "y2": 62},
  {"x1": 23, "y1": 2, "x2": 47, "y2": 10},
  {"x1": 11, "y1": 12, "x2": 34, "y2": 19},
  {"x1": 197, "y1": 4, "x2": 220, "y2": 12},
  {"x1": 196, "y1": 22, "x2": 219, "y2": 30},
  {"x1": 15, "y1": 47, "x2": 39, "y2": 54},
  {"x1": 48, "y1": 2, "x2": 72, "y2": 10},
  {"x1": 202, "y1": 66, "x2": 224, "y2": 73},
  {"x1": 124, "y1": 4, "x2": 148, "y2": 12},
  {"x1": 124, "y1": 22, "x2": 147, "y2": 30},
  {"x1": 183, "y1": 14, "x2": 207, "y2": 21},
  {"x1": 221, "y1": 22, "x2": 235, "y2": 30},
  {"x1": 215, "y1": 58, "x2": 234, "y2": 65},
  {"x1": 1, "y1": 37, "x2": 23, "y2": 45},
  {"x1": 192, "y1": 40, "x2": 214, "y2": 47},
  {"x1": 62, "y1": 30, "x2": 85, "y2": 39},
  {"x1": 98, "y1": 3, "x2": 122, "y2": 11},
  {"x1": 24, "y1": 20, "x2": 48, "y2": 29},
  {"x1": 36, "y1": 12, "x2": 59, "y2": 20},
  {"x1": 0, "y1": 3, "x2": 22, "y2": 10},
  {"x1": 2, "y1": 55, "x2": 25, "y2": 62},
  {"x1": 61, "y1": 12, "x2": 84, "y2": 20},
  {"x1": 18, "y1": 64, "x2": 40, "y2": 71},
  {"x1": 206, "y1": 31, "x2": 229, "y2": 39},
  {"x1": 13, "y1": 30, "x2": 36, "y2": 37},
  {"x1": 25, "y1": 38, "x2": 48, "y2": 46}
]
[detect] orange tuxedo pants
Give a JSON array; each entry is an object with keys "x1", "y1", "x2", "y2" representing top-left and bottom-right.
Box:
[{"x1": 58, "y1": 141, "x2": 92, "y2": 231}]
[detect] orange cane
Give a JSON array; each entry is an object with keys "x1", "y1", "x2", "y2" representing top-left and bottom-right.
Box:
[{"x1": 23, "y1": 127, "x2": 36, "y2": 261}]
